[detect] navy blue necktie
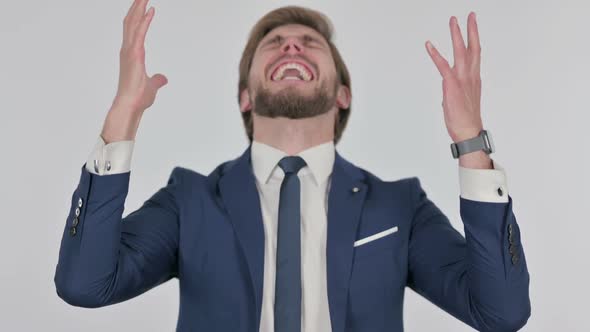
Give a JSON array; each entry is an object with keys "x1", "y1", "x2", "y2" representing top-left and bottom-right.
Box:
[{"x1": 274, "y1": 156, "x2": 307, "y2": 332}]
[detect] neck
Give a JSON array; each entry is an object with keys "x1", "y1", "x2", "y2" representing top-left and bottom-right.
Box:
[{"x1": 252, "y1": 108, "x2": 336, "y2": 155}]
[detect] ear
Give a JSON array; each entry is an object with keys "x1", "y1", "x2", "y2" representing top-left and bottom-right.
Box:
[
  {"x1": 239, "y1": 88, "x2": 252, "y2": 113},
  {"x1": 335, "y1": 84, "x2": 351, "y2": 109}
]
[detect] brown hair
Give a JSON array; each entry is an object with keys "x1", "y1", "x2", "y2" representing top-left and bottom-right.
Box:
[{"x1": 237, "y1": 6, "x2": 351, "y2": 144}]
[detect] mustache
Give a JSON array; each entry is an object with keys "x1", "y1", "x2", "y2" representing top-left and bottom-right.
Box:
[{"x1": 266, "y1": 55, "x2": 318, "y2": 78}]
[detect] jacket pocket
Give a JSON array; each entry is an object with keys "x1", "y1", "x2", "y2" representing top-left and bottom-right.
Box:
[{"x1": 353, "y1": 226, "x2": 398, "y2": 259}]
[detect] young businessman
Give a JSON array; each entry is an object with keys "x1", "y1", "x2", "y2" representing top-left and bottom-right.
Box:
[{"x1": 54, "y1": 1, "x2": 531, "y2": 331}]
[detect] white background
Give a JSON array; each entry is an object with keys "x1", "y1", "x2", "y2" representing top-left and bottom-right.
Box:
[{"x1": 1, "y1": 0, "x2": 588, "y2": 331}]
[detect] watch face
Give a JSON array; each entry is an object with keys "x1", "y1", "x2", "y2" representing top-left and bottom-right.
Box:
[
  {"x1": 483, "y1": 130, "x2": 494, "y2": 153},
  {"x1": 451, "y1": 143, "x2": 460, "y2": 158}
]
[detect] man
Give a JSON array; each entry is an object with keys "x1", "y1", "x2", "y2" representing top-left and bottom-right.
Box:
[{"x1": 54, "y1": 1, "x2": 531, "y2": 331}]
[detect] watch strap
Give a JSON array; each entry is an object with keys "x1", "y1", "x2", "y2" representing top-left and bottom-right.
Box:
[{"x1": 451, "y1": 130, "x2": 491, "y2": 159}]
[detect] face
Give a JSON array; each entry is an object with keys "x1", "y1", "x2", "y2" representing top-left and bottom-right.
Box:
[{"x1": 240, "y1": 24, "x2": 350, "y2": 119}]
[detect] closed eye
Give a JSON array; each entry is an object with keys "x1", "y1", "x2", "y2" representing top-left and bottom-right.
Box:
[
  {"x1": 272, "y1": 35, "x2": 283, "y2": 44},
  {"x1": 303, "y1": 35, "x2": 315, "y2": 43},
  {"x1": 261, "y1": 35, "x2": 282, "y2": 49},
  {"x1": 303, "y1": 34, "x2": 326, "y2": 48}
]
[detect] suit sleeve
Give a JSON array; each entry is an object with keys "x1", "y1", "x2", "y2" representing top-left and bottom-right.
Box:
[
  {"x1": 406, "y1": 177, "x2": 531, "y2": 332},
  {"x1": 54, "y1": 163, "x2": 181, "y2": 308}
]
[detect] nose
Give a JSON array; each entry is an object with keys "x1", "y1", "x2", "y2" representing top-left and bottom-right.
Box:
[{"x1": 280, "y1": 37, "x2": 303, "y2": 54}]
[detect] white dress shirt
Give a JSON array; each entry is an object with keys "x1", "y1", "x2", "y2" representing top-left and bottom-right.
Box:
[
  {"x1": 251, "y1": 140, "x2": 334, "y2": 332},
  {"x1": 84, "y1": 135, "x2": 510, "y2": 332}
]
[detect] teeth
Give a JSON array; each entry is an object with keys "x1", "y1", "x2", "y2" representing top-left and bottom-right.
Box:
[{"x1": 272, "y1": 62, "x2": 312, "y2": 81}]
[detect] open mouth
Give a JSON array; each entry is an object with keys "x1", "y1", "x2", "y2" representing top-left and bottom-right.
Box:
[{"x1": 270, "y1": 61, "x2": 315, "y2": 82}]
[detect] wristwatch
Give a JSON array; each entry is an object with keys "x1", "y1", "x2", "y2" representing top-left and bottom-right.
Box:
[{"x1": 450, "y1": 129, "x2": 495, "y2": 159}]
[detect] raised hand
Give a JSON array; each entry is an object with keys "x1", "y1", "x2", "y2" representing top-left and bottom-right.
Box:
[
  {"x1": 425, "y1": 12, "x2": 483, "y2": 144},
  {"x1": 102, "y1": 0, "x2": 167, "y2": 142},
  {"x1": 116, "y1": 0, "x2": 167, "y2": 113}
]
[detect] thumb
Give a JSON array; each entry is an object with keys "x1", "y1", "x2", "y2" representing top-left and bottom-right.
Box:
[{"x1": 148, "y1": 73, "x2": 168, "y2": 92}]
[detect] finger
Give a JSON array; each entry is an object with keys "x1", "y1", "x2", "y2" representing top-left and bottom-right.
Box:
[
  {"x1": 132, "y1": 7, "x2": 155, "y2": 51},
  {"x1": 149, "y1": 73, "x2": 168, "y2": 92},
  {"x1": 467, "y1": 12, "x2": 481, "y2": 71},
  {"x1": 425, "y1": 41, "x2": 453, "y2": 78},
  {"x1": 124, "y1": 0, "x2": 140, "y2": 20},
  {"x1": 123, "y1": 0, "x2": 148, "y2": 46},
  {"x1": 131, "y1": 0, "x2": 149, "y2": 27},
  {"x1": 449, "y1": 16, "x2": 467, "y2": 72},
  {"x1": 123, "y1": 0, "x2": 139, "y2": 44}
]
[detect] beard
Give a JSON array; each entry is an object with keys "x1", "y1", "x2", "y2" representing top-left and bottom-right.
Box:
[{"x1": 251, "y1": 78, "x2": 338, "y2": 119}]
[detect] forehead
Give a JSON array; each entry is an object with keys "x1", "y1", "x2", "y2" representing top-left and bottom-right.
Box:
[{"x1": 262, "y1": 23, "x2": 326, "y2": 41}]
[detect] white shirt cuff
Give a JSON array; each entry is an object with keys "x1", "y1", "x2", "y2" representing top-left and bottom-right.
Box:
[
  {"x1": 459, "y1": 158, "x2": 509, "y2": 203},
  {"x1": 85, "y1": 135, "x2": 135, "y2": 175}
]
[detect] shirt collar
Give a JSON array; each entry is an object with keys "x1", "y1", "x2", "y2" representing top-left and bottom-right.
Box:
[{"x1": 251, "y1": 139, "x2": 335, "y2": 186}]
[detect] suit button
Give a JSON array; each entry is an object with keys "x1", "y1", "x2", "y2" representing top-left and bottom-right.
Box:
[
  {"x1": 78, "y1": 198, "x2": 83, "y2": 208},
  {"x1": 72, "y1": 217, "x2": 79, "y2": 227},
  {"x1": 511, "y1": 254, "x2": 519, "y2": 265},
  {"x1": 508, "y1": 224, "x2": 513, "y2": 234},
  {"x1": 69, "y1": 226, "x2": 77, "y2": 236},
  {"x1": 75, "y1": 207, "x2": 80, "y2": 217},
  {"x1": 497, "y1": 187, "x2": 504, "y2": 196}
]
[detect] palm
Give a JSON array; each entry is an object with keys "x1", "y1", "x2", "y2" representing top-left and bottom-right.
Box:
[
  {"x1": 426, "y1": 12, "x2": 484, "y2": 142},
  {"x1": 115, "y1": 0, "x2": 167, "y2": 114}
]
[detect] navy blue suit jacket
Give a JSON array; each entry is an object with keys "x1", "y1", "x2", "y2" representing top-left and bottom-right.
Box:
[{"x1": 54, "y1": 145, "x2": 530, "y2": 331}]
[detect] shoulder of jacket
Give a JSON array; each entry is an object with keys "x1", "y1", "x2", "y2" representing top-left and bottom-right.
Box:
[{"x1": 167, "y1": 166, "x2": 207, "y2": 186}]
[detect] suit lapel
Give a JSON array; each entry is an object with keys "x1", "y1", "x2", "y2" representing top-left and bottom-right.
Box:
[
  {"x1": 218, "y1": 145, "x2": 266, "y2": 330},
  {"x1": 326, "y1": 151, "x2": 368, "y2": 332},
  {"x1": 217, "y1": 146, "x2": 367, "y2": 332}
]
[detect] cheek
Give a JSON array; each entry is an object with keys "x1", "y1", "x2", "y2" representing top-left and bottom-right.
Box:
[
  {"x1": 251, "y1": 60, "x2": 263, "y2": 74},
  {"x1": 250, "y1": 54, "x2": 270, "y2": 76},
  {"x1": 247, "y1": 65, "x2": 264, "y2": 88},
  {"x1": 326, "y1": 61, "x2": 338, "y2": 77},
  {"x1": 316, "y1": 57, "x2": 337, "y2": 79}
]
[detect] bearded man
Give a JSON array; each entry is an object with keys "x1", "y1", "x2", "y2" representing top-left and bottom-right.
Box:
[{"x1": 54, "y1": 1, "x2": 531, "y2": 331}]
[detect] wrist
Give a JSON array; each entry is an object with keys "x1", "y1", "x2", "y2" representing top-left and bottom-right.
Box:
[
  {"x1": 101, "y1": 107, "x2": 141, "y2": 143},
  {"x1": 458, "y1": 150, "x2": 493, "y2": 169},
  {"x1": 451, "y1": 127, "x2": 482, "y2": 144}
]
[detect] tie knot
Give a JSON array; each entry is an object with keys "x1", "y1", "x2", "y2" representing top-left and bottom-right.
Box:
[{"x1": 278, "y1": 156, "x2": 307, "y2": 175}]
